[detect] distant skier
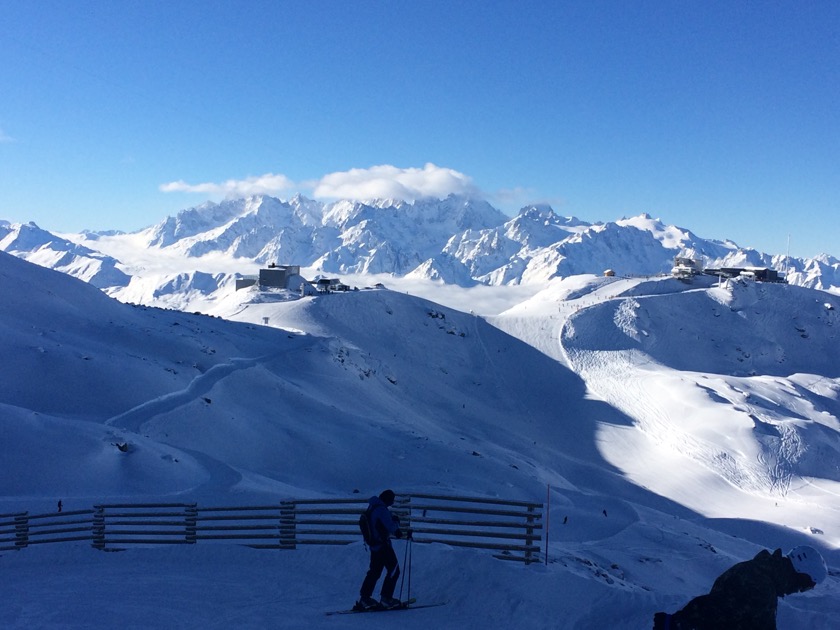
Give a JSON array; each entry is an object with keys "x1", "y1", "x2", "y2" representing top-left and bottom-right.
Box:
[
  {"x1": 653, "y1": 546, "x2": 827, "y2": 630},
  {"x1": 357, "y1": 489, "x2": 407, "y2": 610}
]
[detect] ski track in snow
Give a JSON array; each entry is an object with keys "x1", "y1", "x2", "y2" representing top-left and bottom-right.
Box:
[
  {"x1": 99, "y1": 354, "x2": 290, "y2": 495},
  {"x1": 99, "y1": 334, "x2": 326, "y2": 495},
  {"x1": 177, "y1": 446, "x2": 245, "y2": 495},
  {"x1": 104, "y1": 356, "x2": 264, "y2": 432},
  {"x1": 105, "y1": 339, "x2": 316, "y2": 435},
  {"x1": 559, "y1": 283, "x2": 811, "y2": 500}
]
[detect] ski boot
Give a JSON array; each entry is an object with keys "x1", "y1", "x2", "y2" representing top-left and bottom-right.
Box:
[
  {"x1": 355, "y1": 596, "x2": 380, "y2": 611},
  {"x1": 380, "y1": 596, "x2": 401, "y2": 609}
]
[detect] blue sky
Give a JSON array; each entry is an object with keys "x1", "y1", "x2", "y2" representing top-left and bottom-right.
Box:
[{"x1": 1, "y1": 1, "x2": 838, "y2": 257}]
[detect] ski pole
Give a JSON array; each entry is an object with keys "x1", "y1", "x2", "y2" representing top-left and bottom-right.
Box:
[
  {"x1": 406, "y1": 536, "x2": 412, "y2": 605},
  {"x1": 399, "y1": 534, "x2": 410, "y2": 600}
]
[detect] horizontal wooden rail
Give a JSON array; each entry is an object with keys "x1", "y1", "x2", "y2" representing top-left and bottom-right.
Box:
[{"x1": 409, "y1": 493, "x2": 542, "y2": 508}]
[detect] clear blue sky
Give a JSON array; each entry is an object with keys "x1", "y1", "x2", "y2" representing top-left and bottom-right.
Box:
[{"x1": 1, "y1": 0, "x2": 838, "y2": 257}]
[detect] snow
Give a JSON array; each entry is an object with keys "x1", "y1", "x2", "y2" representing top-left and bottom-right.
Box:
[{"x1": 2, "y1": 245, "x2": 840, "y2": 628}]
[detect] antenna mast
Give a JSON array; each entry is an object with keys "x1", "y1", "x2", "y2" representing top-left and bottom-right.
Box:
[{"x1": 784, "y1": 234, "x2": 791, "y2": 280}]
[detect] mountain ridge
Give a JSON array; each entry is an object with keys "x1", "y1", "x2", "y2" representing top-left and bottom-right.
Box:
[{"x1": 2, "y1": 195, "x2": 839, "y2": 312}]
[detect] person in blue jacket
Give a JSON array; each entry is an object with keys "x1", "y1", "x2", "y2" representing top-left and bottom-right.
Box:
[{"x1": 357, "y1": 489, "x2": 406, "y2": 610}]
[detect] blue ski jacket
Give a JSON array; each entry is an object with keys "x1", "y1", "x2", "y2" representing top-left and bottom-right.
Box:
[{"x1": 366, "y1": 495, "x2": 401, "y2": 551}]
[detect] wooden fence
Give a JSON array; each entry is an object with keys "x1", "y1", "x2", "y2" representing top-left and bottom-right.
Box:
[
  {"x1": 0, "y1": 509, "x2": 95, "y2": 550},
  {"x1": 0, "y1": 494, "x2": 543, "y2": 564}
]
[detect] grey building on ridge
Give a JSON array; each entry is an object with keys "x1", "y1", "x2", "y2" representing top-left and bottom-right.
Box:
[{"x1": 235, "y1": 264, "x2": 302, "y2": 291}]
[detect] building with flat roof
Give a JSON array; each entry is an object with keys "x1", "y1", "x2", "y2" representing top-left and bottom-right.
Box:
[{"x1": 235, "y1": 264, "x2": 303, "y2": 291}]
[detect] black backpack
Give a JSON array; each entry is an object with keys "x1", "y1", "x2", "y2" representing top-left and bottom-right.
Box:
[{"x1": 359, "y1": 506, "x2": 375, "y2": 547}]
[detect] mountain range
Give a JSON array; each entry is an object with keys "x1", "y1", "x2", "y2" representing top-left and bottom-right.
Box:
[{"x1": 2, "y1": 195, "x2": 839, "y2": 313}]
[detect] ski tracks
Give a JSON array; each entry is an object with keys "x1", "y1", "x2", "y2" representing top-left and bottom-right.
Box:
[
  {"x1": 761, "y1": 420, "x2": 800, "y2": 497},
  {"x1": 105, "y1": 339, "x2": 316, "y2": 433},
  {"x1": 561, "y1": 306, "x2": 735, "y2": 485},
  {"x1": 100, "y1": 340, "x2": 319, "y2": 495}
]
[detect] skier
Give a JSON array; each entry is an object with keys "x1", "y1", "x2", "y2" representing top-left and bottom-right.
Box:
[
  {"x1": 653, "y1": 545, "x2": 827, "y2": 629},
  {"x1": 357, "y1": 489, "x2": 406, "y2": 610}
]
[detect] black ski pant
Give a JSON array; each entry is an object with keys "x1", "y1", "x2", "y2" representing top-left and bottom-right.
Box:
[{"x1": 360, "y1": 544, "x2": 400, "y2": 599}]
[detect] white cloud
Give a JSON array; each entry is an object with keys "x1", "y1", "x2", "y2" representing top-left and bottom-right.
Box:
[
  {"x1": 0, "y1": 127, "x2": 15, "y2": 143},
  {"x1": 159, "y1": 173, "x2": 295, "y2": 197},
  {"x1": 490, "y1": 186, "x2": 565, "y2": 215},
  {"x1": 159, "y1": 164, "x2": 479, "y2": 203},
  {"x1": 312, "y1": 163, "x2": 477, "y2": 201},
  {"x1": 492, "y1": 186, "x2": 531, "y2": 203}
]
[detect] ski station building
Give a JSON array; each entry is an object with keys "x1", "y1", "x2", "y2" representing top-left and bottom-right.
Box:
[
  {"x1": 235, "y1": 264, "x2": 351, "y2": 296},
  {"x1": 671, "y1": 256, "x2": 704, "y2": 280},
  {"x1": 670, "y1": 256, "x2": 784, "y2": 284},
  {"x1": 235, "y1": 264, "x2": 304, "y2": 291},
  {"x1": 703, "y1": 266, "x2": 785, "y2": 283}
]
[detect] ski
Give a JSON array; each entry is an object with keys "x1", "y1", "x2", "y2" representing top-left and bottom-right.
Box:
[{"x1": 325, "y1": 598, "x2": 447, "y2": 616}]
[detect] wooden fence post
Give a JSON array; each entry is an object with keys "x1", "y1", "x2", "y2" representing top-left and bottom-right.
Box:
[
  {"x1": 524, "y1": 504, "x2": 536, "y2": 564},
  {"x1": 92, "y1": 506, "x2": 105, "y2": 550},
  {"x1": 279, "y1": 501, "x2": 296, "y2": 549},
  {"x1": 185, "y1": 504, "x2": 197, "y2": 544},
  {"x1": 14, "y1": 513, "x2": 29, "y2": 549}
]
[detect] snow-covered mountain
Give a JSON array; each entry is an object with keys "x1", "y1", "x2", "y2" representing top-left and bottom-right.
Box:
[
  {"x1": 1, "y1": 248, "x2": 838, "y2": 628},
  {"x1": 0, "y1": 220, "x2": 130, "y2": 289},
  {"x1": 138, "y1": 194, "x2": 507, "y2": 275},
  {"x1": 2, "y1": 196, "x2": 839, "y2": 314}
]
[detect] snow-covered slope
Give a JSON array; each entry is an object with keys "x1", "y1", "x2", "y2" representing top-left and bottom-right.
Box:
[
  {"x1": 0, "y1": 249, "x2": 606, "y2": 502},
  {"x1": 494, "y1": 274, "x2": 840, "y2": 536},
  {"x1": 2, "y1": 250, "x2": 839, "y2": 629}
]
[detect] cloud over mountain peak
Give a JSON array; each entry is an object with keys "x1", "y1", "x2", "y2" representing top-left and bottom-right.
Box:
[
  {"x1": 312, "y1": 163, "x2": 478, "y2": 201},
  {"x1": 160, "y1": 163, "x2": 479, "y2": 204}
]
